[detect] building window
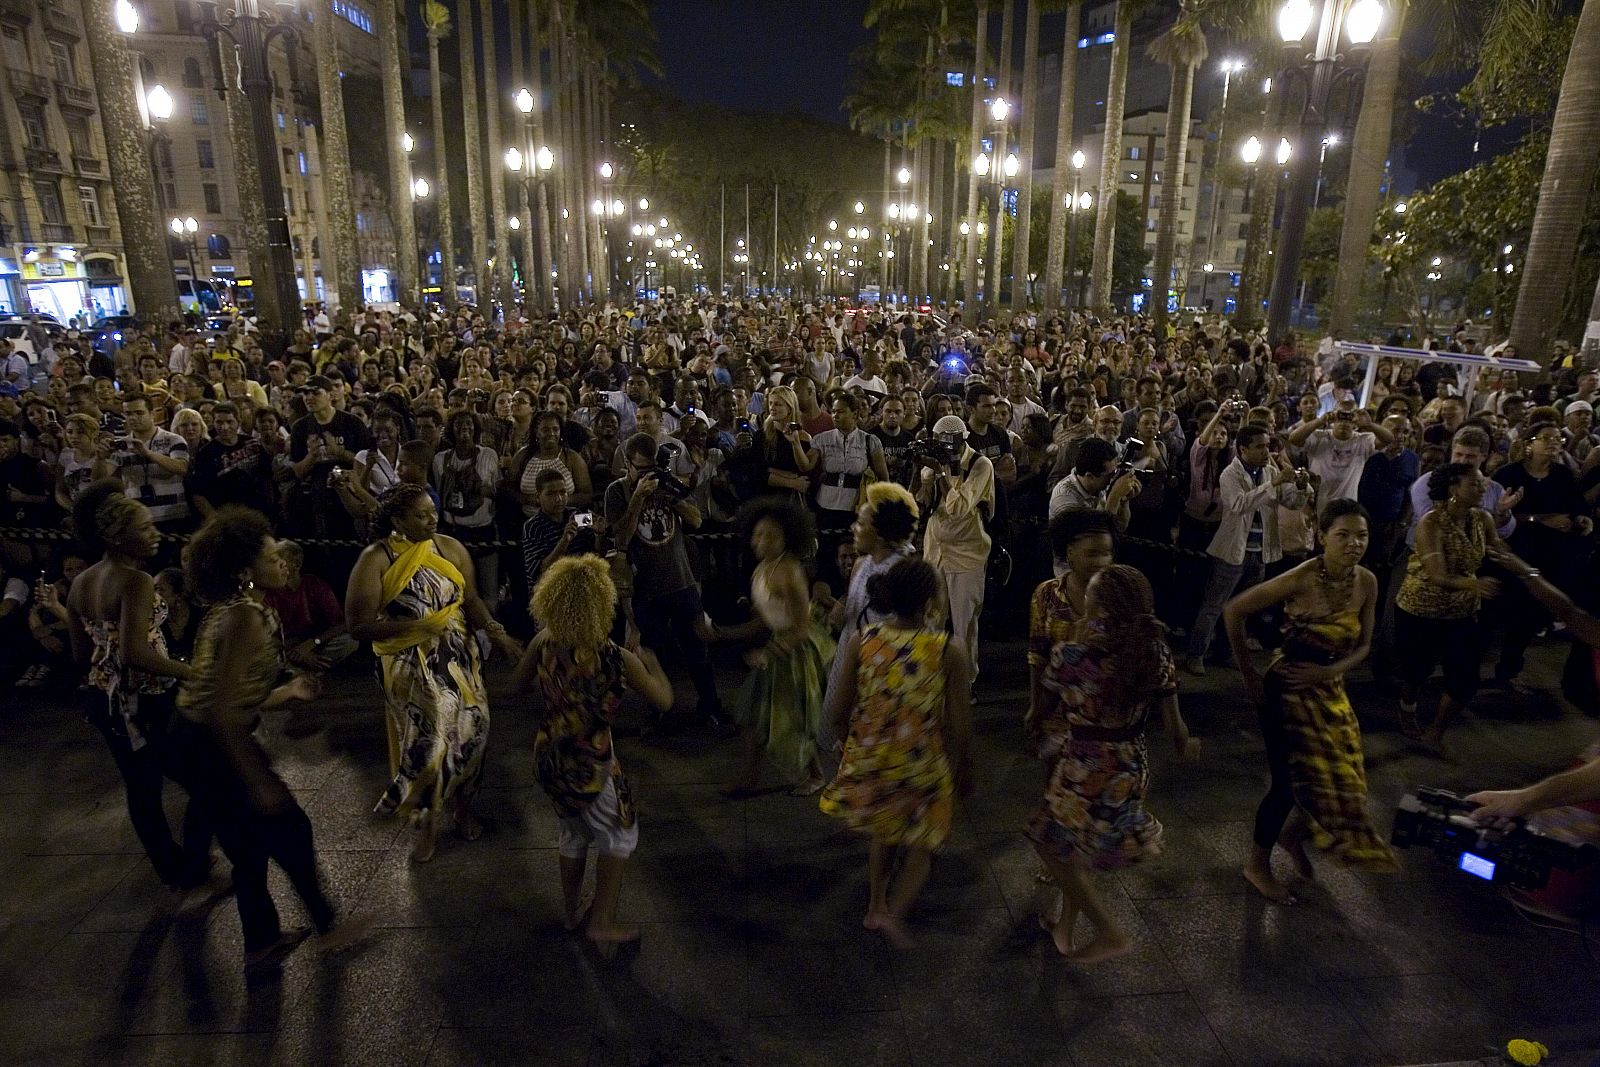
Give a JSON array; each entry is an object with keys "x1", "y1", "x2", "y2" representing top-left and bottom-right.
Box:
[
  {"x1": 2, "y1": 26, "x2": 29, "y2": 69},
  {"x1": 1127, "y1": 146, "x2": 1141, "y2": 160},
  {"x1": 191, "y1": 94, "x2": 209, "y2": 124},
  {"x1": 34, "y1": 181, "x2": 66, "y2": 225},
  {"x1": 197, "y1": 139, "x2": 214, "y2": 168},
  {"x1": 946, "y1": 71, "x2": 964, "y2": 87},
  {"x1": 203, "y1": 183, "x2": 222, "y2": 214},
  {"x1": 298, "y1": 150, "x2": 307, "y2": 175},
  {"x1": 78, "y1": 184, "x2": 102, "y2": 226},
  {"x1": 162, "y1": 180, "x2": 178, "y2": 208},
  {"x1": 331, "y1": 0, "x2": 374, "y2": 32},
  {"x1": 18, "y1": 104, "x2": 50, "y2": 151},
  {"x1": 49, "y1": 40, "x2": 76, "y2": 84},
  {"x1": 65, "y1": 114, "x2": 92, "y2": 157},
  {"x1": 208, "y1": 233, "x2": 231, "y2": 258},
  {"x1": 182, "y1": 57, "x2": 203, "y2": 88},
  {"x1": 277, "y1": 111, "x2": 286, "y2": 129}
]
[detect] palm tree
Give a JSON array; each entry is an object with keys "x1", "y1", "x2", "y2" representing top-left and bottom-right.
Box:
[
  {"x1": 479, "y1": 0, "x2": 513, "y2": 316},
  {"x1": 81, "y1": 0, "x2": 177, "y2": 317},
  {"x1": 1042, "y1": 0, "x2": 1083, "y2": 310},
  {"x1": 985, "y1": 0, "x2": 1014, "y2": 314},
  {"x1": 1087, "y1": 1, "x2": 1133, "y2": 314},
  {"x1": 220, "y1": 48, "x2": 282, "y2": 330},
  {"x1": 423, "y1": 0, "x2": 458, "y2": 307},
  {"x1": 1147, "y1": 7, "x2": 1207, "y2": 335},
  {"x1": 377, "y1": 0, "x2": 417, "y2": 306},
  {"x1": 312, "y1": 0, "x2": 360, "y2": 313},
  {"x1": 963, "y1": 3, "x2": 990, "y2": 311},
  {"x1": 526, "y1": 0, "x2": 556, "y2": 309},
  {"x1": 1009, "y1": 0, "x2": 1041, "y2": 310},
  {"x1": 1509, "y1": 0, "x2": 1600, "y2": 358},
  {"x1": 456, "y1": 0, "x2": 488, "y2": 306}
]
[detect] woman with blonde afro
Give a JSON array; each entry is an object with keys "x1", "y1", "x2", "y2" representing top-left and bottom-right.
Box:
[{"x1": 514, "y1": 555, "x2": 673, "y2": 945}]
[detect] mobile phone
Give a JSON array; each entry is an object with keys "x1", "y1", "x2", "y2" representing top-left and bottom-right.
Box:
[{"x1": 574, "y1": 511, "x2": 594, "y2": 528}]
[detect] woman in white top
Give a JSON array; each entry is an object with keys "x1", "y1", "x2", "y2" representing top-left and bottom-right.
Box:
[
  {"x1": 353, "y1": 408, "x2": 405, "y2": 499},
  {"x1": 513, "y1": 410, "x2": 592, "y2": 515}
]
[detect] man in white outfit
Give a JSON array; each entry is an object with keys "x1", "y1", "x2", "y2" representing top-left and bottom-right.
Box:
[{"x1": 917, "y1": 414, "x2": 995, "y2": 685}]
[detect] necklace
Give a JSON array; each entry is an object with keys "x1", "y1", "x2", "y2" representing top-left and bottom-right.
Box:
[{"x1": 1317, "y1": 558, "x2": 1356, "y2": 611}]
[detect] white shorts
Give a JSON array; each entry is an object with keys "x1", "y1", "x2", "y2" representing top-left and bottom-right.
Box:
[{"x1": 557, "y1": 776, "x2": 639, "y2": 860}]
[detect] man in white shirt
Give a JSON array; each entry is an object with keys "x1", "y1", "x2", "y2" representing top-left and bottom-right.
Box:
[
  {"x1": 1004, "y1": 367, "x2": 1045, "y2": 434},
  {"x1": 115, "y1": 393, "x2": 191, "y2": 530},
  {"x1": 167, "y1": 328, "x2": 198, "y2": 375},
  {"x1": 916, "y1": 415, "x2": 995, "y2": 682},
  {"x1": 842, "y1": 349, "x2": 889, "y2": 397},
  {"x1": 1288, "y1": 399, "x2": 1393, "y2": 501}
]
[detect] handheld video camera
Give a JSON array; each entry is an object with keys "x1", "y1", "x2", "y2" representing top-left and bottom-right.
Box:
[
  {"x1": 908, "y1": 437, "x2": 960, "y2": 469},
  {"x1": 650, "y1": 443, "x2": 694, "y2": 499},
  {"x1": 1391, "y1": 787, "x2": 1598, "y2": 891}
]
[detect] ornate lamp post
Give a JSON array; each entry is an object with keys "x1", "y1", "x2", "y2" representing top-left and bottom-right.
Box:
[
  {"x1": 169, "y1": 216, "x2": 201, "y2": 309},
  {"x1": 510, "y1": 88, "x2": 557, "y2": 310},
  {"x1": 1264, "y1": 0, "x2": 1384, "y2": 343}
]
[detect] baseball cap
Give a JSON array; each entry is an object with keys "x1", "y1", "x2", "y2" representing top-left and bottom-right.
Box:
[
  {"x1": 305, "y1": 374, "x2": 334, "y2": 391},
  {"x1": 1567, "y1": 400, "x2": 1594, "y2": 415}
]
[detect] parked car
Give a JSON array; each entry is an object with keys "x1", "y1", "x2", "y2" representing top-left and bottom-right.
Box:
[{"x1": 90, "y1": 314, "x2": 141, "y2": 356}]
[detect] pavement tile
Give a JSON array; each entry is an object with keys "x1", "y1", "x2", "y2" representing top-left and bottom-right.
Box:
[
  {"x1": 742, "y1": 904, "x2": 899, "y2": 1018},
  {"x1": 746, "y1": 1010, "x2": 912, "y2": 1067},
  {"x1": 425, "y1": 1024, "x2": 598, "y2": 1066},
  {"x1": 1327, "y1": 972, "x2": 1504, "y2": 1065},
  {"x1": 1055, "y1": 991, "x2": 1231, "y2": 1066},
  {"x1": 1194, "y1": 985, "x2": 1384, "y2": 1066}
]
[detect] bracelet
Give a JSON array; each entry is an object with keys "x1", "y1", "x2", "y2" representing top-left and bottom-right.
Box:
[
  {"x1": 485, "y1": 621, "x2": 509, "y2": 637},
  {"x1": 1519, "y1": 569, "x2": 1541, "y2": 580}
]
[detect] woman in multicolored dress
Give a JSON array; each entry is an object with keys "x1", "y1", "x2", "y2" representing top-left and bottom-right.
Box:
[
  {"x1": 1225, "y1": 498, "x2": 1401, "y2": 906},
  {"x1": 514, "y1": 556, "x2": 673, "y2": 945},
  {"x1": 346, "y1": 484, "x2": 523, "y2": 863},
  {"x1": 1027, "y1": 565, "x2": 1198, "y2": 963},
  {"x1": 709, "y1": 497, "x2": 836, "y2": 796},
  {"x1": 821, "y1": 559, "x2": 973, "y2": 947}
]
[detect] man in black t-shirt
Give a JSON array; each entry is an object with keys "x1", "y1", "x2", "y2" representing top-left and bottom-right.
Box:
[
  {"x1": 964, "y1": 381, "x2": 1016, "y2": 486},
  {"x1": 289, "y1": 374, "x2": 371, "y2": 537},
  {"x1": 871, "y1": 395, "x2": 917, "y2": 488},
  {"x1": 189, "y1": 402, "x2": 274, "y2": 518}
]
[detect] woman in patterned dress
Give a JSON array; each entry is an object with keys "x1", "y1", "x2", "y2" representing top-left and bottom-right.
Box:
[
  {"x1": 1027, "y1": 565, "x2": 1199, "y2": 963},
  {"x1": 821, "y1": 559, "x2": 973, "y2": 947},
  {"x1": 346, "y1": 484, "x2": 523, "y2": 863},
  {"x1": 1225, "y1": 498, "x2": 1400, "y2": 906},
  {"x1": 515, "y1": 556, "x2": 673, "y2": 945}
]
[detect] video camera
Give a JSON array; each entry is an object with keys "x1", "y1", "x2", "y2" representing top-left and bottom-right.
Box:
[
  {"x1": 1391, "y1": 787, "x2": 1598, "y2": 891},
  {"x1": 908, "y1": 437, "x2": 960, "y2": 469},
  {"x1": 650, "y1": 443, "x2": 695, "y2": 499}
]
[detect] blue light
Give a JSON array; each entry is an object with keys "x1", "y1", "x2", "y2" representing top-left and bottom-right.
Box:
[
  {"x1": 946, "y1": 72, "x2": 965, "y2": 87},
  {"x1": 1459, "y1": 853, "x2": 1496, "y2": 880},
  {"x1": 1078, "y1": 32, "x2": 1116, "y2": 48}
]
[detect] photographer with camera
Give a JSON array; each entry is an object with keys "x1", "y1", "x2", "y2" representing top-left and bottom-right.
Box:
[
  {"x1": 604, "y1": 432, "x2": 725, "y2": 731},
  {"x1": 113, "y1": 393, "x2": 190, "y2": 535},
  {"x1": 1046, "y1": 437, "x2": 1138, "y2": 531},
  {"x1": 915, "y1": 415, "x2": 995, "y2": 685},
  {"x1": 1288, "y1": 398, "x2": 1393, "y2": 502}
]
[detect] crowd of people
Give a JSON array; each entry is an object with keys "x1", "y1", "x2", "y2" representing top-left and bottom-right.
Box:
[{"x1": 5, "y1": 295, "x2": 1598, "y2": 972}]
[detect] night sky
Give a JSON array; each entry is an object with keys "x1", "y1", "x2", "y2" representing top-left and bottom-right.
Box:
[{"x1": 649, "y1": 0, "x2": 875, "y2": 124}]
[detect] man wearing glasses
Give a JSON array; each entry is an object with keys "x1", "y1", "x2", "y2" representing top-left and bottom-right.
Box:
[{"x1": 1287, "y1": 398, "x2": 1395, "y2": 502}]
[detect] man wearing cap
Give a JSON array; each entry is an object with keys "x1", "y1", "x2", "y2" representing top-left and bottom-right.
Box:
[
  {"x1": 916, "y1": 414, "x2": 995, "y2": 684},
  {"x1": 289, "y1": 374, "x2": 371, "y2": 538},
  {"x1": 1563, "y1": 401, "x2": 1598, "y2": 465}
]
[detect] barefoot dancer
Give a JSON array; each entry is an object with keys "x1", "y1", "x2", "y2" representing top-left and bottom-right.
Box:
[
  {"x1": 346, "y1": 484, "x2": 522, "y2": 862},
  {"x1": 1027, "y1": 565, "x2": 1198, "y2": 963},
  {"x1": 711, "y1": 498, "x2": 835, "y2": 797},
  {"x1": 1225, "y1": 499, "x2": 1400, "y2": 905},
  {"x1": 821, "y1": 559, "x2": 972, "y2": 947},
  {"x1": 515, "y1": 556, "x2": 673, "y2": 945}
]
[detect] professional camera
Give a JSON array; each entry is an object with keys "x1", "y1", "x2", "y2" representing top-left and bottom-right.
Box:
[
  {"x1": 650, "y1": 443, "x2": 694, "y2": 499},
  {"x1": 908, "y1": 437, "x2": 960, "y2": 469},
  {"x1": 1391, "y1": 787, "x2": 1598, "y2": 891}
]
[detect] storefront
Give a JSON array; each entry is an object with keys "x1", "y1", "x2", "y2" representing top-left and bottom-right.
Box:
[
  {"x1": 0, "y1": 256, "x2": 19, "y2": 314},
  {"x1": 13, "y1": 250, "x2": 106, "y2": 324},
  {"x1": 83, "y1": 255, "x2": 129, "y2": 320}
]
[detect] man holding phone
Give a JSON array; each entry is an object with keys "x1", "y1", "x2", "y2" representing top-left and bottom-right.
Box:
[{"x1": 521, "y1": 468, "x2": 597, "y2": 592}]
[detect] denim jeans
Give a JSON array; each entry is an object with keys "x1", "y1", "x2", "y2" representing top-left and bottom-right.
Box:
[{"x1": 1187, "y1": 552, "x2": 1266, "y2": 661}]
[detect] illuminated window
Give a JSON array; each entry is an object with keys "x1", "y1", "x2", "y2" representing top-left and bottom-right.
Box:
[{"x1": 946, "y1": 72, "x2": 964, "y2": 87}]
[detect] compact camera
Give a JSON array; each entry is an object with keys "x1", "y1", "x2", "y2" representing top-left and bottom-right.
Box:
[{"x1": 1391, "y1": 787, "x2": 1597, "y2": 891}]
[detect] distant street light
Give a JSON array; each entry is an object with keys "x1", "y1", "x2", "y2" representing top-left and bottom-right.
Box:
[
  {"x1": 896, "y1": 166, "x2": 911, "y2": 185},
  {"x1": 146, "y1": 84, "x2": 173, "y2": 121},
  {"x1": 115, "y1": 0, "x2": 140, "y2": 33},
  {"x1": 413, "y1": 177, "x2": 431, "y2": 199}
]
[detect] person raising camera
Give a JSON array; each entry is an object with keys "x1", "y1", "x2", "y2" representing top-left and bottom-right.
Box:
[
  {"x1": 914, "y1": 414, "x2": 994, "y2": 687},
  {"x1": 1287, "y1": 397, "x2": 1394, "y2": 502}
]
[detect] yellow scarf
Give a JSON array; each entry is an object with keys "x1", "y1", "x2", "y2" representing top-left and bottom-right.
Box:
[{"x1": 372, "y1": 536, "x2": 466, "y2": 656}]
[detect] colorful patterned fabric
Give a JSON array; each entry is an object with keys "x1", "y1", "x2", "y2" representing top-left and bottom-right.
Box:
[
  {"x1": 533, "y1": 639, "x2": 634, "y2": 827},
  {"x1": 1397, "y1": 511, "x2": 1486, "y2": 620},
  {"x1": 1268, "y1": 609, "x2": 1399, "y2": 870},
  {"x1": 374, "y1": 542, "x2": 490, "y2": 818},
  {"x1": 820, "y1": 623, "x2": 953, "y2": 850},
  {"x1": 180, "y1": 594, "x2": 284, "y2": 721},
  {"x1": 1026, "y1": 635, "x2": 1176, "y2": 870},
  {"x1": 86, "y1": 591, "x2": 175, "y2": 748}
]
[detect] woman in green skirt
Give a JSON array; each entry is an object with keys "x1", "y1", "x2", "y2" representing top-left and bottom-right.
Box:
[{"x1": 707, "y1": 497, "x2": 836, "y2": 796}]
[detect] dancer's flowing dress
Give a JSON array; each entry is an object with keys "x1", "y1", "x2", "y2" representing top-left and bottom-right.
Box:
[
  {"x1": 372, "y1": 536, "x2": 491, "y2": 819},
  {"x1": 821, "y1": 544, "x2": 914, "y2": 750},
  {"x1": 731, "y1": 569, "x2": 835, "y2": 778},
  {"x1": 820, "y1": 623, "x2": 954, "y2": 849},
  {"x1": 1266, "y1": 608, "x2": 1398, "y2": 869}
]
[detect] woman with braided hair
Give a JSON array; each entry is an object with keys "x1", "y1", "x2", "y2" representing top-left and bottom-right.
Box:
[
  {"x1": 1028, "y1": 564, "x2": 1199, "y2": 963},
  {"x1": 65, "y1": 479, "x2": 205, "y2": 887},
  {"x1": 345, "y1": 483, "x2": 523, "y2": 863}
]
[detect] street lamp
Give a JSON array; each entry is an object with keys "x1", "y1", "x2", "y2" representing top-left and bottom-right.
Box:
[
  {"x1": 1067, "y1": 189, "x2": 1093, "y2": 309},
  {"x1": 169, "y1": 216, "x2": 200, "y2": 310},
  {"x1": 510, "y1": 85, "x2": 557, "y2": 309},
  {"x1": 1264, "y1": 0, "x2": 1385, "y2": 342},
  {"x1": 114, "y1": 0, "x2": 140, "y2": 33},
  {"x1": 897, "y1": 166, "x2": 911, "y2": 186},
  {"x1": 413, "y1": 178, "x2": 430, "y2": 199}
]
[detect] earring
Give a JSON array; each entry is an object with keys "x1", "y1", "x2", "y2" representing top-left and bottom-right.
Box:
[{"x1": 240, "y1": 577, "x2": 255, "y2": 594}]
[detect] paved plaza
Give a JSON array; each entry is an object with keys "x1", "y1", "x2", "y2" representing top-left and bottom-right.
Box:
[{"x1": 3, "y1": 639, "x2": 1598, "y2": 1066}]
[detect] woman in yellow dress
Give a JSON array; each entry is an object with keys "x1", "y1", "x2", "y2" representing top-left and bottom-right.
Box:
[
  {"x1": 821, "y1": 559, "x2": 973, "y2": 947},
  {"x1": 346, "y1": 483, "x2": 523, "y2": 862}
]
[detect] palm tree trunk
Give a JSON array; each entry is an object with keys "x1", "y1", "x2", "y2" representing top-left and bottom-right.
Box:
[
  {"x1": 1328, "y1": 10, "x2": 1401, "y2": 338},
  {"x1": 81, "y1": 0, "x2": 177, "y2": 317},
  {"x1": 1088, "y1": 2, "x2": 1132, "y2": 314},
  {"x1": 222, "y1": 49, "x2": 282, "y2": 330},
  {"x1": 963, "y1": 2, "x2": 990, "y2": 313},
  {"x1": 1043, "y1": 0, "x2": 1082, "y2": 311},
  {"x1": 1010, "y1": 0, "x2": 1040, "y2": 310},
  {"x1": 378, "y1": 0, "x2": 417, "y2": 307},
  {"x1": 931, "y1": 136, "x2": 947, "y2": 302},
  {"x1": 1236, "y1": 90, "x2": 1286, "y2": 329},
  {"x1": 428, "y1": 30, "x2": 457, "y2": 308},
  {"x1": 480, "y1": 0, "x2": 512, "y2": 318},
  {"x1": 313, "y1": 0, "x2": 360, "y2": 313},
  {"x1": 586, "y1": 68, "x2": 609, "y2": 302},
  {"x1": 1510, "y1": 0, "x2": 1600, "y2": 360},
  {"x1": 548, "y1": 0, "x2": 573, "y2": 301},
  {"x1": 1151, "y1": 58, "x2": 1197, "y2": 336},
  {"x1": 528, "y1": 0, "x2": 555, "y2": 309},
  {"x1": 456, "y1": 0, "x2": 488, "y2": 305},
  {"x1": 987, "y1": 0, "x2": 1014, "y2": 314}
]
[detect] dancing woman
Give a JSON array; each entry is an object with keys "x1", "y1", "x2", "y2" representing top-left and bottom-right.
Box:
[
  {"x1": 822, "y1": 482, "x2": 919, "y2": 717},
  {"x1": 1224, "y1": 498, "x2": 1400, "y2": 905},
  {"x1": 821, "y1": 559, "x2": 973, "y2": 947},
  {"x1": 345, "y1": 484, "x2": 523, "y2": 862},
  {"x1": 174, "y1": 506, "x2": 362, "y2": 973},
  {"x1": 1027, "y1": 565, "x2": 1198, "y2": 963},
  {"x1": 710, "y1": 497, "x2": 836, "y2": 797},
  {"x1": 65, "y1": 480, "x2": 202, "y2": 887},
  {"x1": 515, "y1": 556, "x2": 673, "y2": 945}
]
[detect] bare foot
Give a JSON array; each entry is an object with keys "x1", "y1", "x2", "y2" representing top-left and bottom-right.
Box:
[
  {"x1": 454, "y1": 813, "x2": 484, "y2": 842},
  {"x1": 410, "y1": 812, "x2": 438, "y2": 864},
  {"x1": 788, "y1": 776, "x2": 825, "y2": 797},
  {"x1": 1065, "y1": 931, "x2": 1132, "y2": 964},
  {"x1": 863, "y1": 910, "x2": 885, "y2": 932},
  {"x1": 1241, "y1": 864, "x2": 1297, "y2": 905},
  {"x1": 587, "y1": 923, "x2": 641, "y2": 944},
  {"x1": 1040, "y1": 914, "x2": 1076, "y2": 957},
  {"x1": 873, "y1": 914, "x2": 915, "y2": 948}
]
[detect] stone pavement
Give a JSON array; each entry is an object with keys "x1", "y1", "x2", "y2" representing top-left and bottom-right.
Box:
[{"x1": 2, "y1": 638, "x2": 1598, "y2": 1067}]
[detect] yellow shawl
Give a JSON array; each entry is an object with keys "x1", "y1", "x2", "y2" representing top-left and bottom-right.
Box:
[{"x1": 372, "y1": 536, "x2": 467, "y2": 656}]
